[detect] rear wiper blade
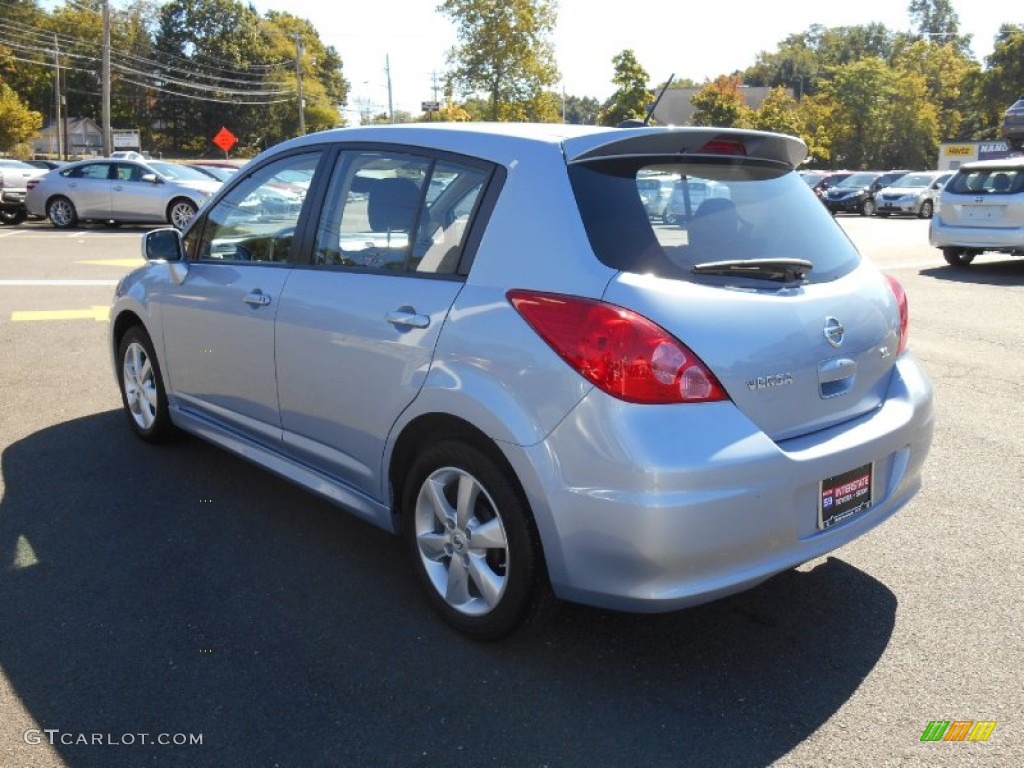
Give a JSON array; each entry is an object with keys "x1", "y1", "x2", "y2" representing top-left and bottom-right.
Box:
[{"x1": 691, "y1": 258, "x2": 813, "y2": 282}]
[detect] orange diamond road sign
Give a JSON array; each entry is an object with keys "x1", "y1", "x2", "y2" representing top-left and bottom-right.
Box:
[{"x1": 212, "y1": 127, "x2": 237, "y2": 153}]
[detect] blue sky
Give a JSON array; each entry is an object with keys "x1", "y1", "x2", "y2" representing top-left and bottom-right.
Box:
[{"x1": 244, "y1": 0, "x2": 1020, "y2": 117}]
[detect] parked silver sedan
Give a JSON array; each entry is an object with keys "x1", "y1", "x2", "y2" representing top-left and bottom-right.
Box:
[
  {"x1": 110, "y1": 123, "x2": 934, "y2": 638},
  {"x1": 26, "y1": 158, "x2": 221, "y2": 229}
]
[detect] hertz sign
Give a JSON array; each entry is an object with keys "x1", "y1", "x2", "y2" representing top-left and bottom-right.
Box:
[{"x1": 944, "y1": 145, "x2": 974, "y2": 156}]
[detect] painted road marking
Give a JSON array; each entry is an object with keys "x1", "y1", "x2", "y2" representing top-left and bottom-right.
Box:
[
  {"x1": 77, "y1": 258, "x2": 143, "y2": 267},
  {"x1": 11, "y1": 306, "x2": 108, "y2": 322},
  {"x1": 0, "y1": 279, "x2": 118, "y2": 286}
]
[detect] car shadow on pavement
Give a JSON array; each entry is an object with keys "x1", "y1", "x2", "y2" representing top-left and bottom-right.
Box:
[
  {"x1": 920, "y1": 258, "x2": 1024, "y2": 286},
  {"x1": 1, "y1": 412, "x2": 897, "y2": 768}
]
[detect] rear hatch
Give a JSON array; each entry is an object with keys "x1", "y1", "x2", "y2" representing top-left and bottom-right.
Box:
[
  {"x1": 938, "y1": 160, "x2": 1024, "y2": 229},
  {"x1": 566, "y1": 129, "x2": 902, "y2": 442}
]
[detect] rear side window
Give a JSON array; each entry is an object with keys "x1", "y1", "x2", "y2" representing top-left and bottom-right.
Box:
[
  {"x1": 946, "y1": 167, "x2": 1024, "y2": 196},
  {"x1": 568, "y1": 157, "x2": 861, "y2": 283}
]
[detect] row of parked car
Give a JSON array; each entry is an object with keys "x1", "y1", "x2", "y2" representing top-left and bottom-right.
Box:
[
  {"x1": 801, "y1": 158, "x2": 1024, "y2": 267},
  {"x1": 799, "y1": 169, "x2": 952, "y2": 219}
]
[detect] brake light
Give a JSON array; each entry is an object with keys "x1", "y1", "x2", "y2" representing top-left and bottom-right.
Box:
[
  {"x1": 26, "y1": 179, "x2": 39, "y2": 191},
  {"x1": 507, "y1": 290, "x2": 728, "y2": 404},
  {"x1": 698, "y1": 139, "x2": 747, "y2": 156},
  {"x1": 885, "y1": 275, "x2": 909, "y2": 355}
]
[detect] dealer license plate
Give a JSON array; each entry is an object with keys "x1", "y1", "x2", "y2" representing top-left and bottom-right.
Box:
[{"x1": 819, "y1": 463, "x2": 873, "y2": 529}]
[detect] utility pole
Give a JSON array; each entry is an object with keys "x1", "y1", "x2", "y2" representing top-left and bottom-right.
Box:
[
  {"x1": 102, "y1": 0, "x2": 112, "y2": 155},
  {"x1": 295, "y1": 34, "x2": 305, "y2": 135},
  {"x1": 53, "y1": 33, "x2": 63, "y2": 159},
  {"x1": 385, "y1": 54, "x2": 394, "y2": 124}
]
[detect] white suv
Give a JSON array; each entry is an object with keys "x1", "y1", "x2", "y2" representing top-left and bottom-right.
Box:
[{"x1": 929, "y1": 156, "x2": 1024, "y2": 266}]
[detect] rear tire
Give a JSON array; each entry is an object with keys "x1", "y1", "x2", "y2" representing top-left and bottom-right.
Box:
[
  {"x1": 167, "y1": 198, "x2": 197, "y2": 230},
  {"x1": 401, "y1": 440, "x2": 554, "y2": 639},
  {"x1": 942, "y1": 248, "x2": 975, "y2": 267},
  {"x1": 0, "y1": 206, "x2": 27, "y2": 225}
]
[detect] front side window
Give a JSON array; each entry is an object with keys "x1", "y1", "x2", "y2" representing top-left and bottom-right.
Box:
[
  {"x1": 569, "y1": 157, "x2": 861, "y2": 283},
  {"x1": 313, "y1": 151, "x2": 488, "y2": 275},
  {"x1": 193, "y1": 152, "x2": 321, "y2": 264}
]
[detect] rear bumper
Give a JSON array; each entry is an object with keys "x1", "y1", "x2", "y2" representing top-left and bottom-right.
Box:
[
  {"x1": 1, "y1": 190, "x2": 27, "y2": 205},
  {"x1": 929, "y1": 219, "x2": 1024, "y2": 251},
  {"x1": 508, "y1": 355, "x2": 934, "y2": 613}
]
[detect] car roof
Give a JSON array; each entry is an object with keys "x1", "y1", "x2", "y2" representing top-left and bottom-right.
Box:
[
  {"x1": 957, "y1": 155, "x2": 1024, "y2": 171},
  {"x1": 266, "y1": 123, "x2": 809, "y2": 170}
]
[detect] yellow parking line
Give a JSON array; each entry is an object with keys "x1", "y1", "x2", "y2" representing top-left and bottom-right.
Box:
[
  {"x1": 77, "y1": 258, "x2": 144, "y2": 267},
  {"x1": 11, "y1": 306, "x2": 109, "y2": 322}
]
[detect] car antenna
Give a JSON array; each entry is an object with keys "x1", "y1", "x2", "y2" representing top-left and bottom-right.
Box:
[{"x1": 618, "y1": 73, "x2": 674, "y2": 128}]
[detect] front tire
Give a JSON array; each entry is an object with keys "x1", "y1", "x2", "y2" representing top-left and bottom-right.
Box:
[
  {"x1": 47, "y1": 196, "x2": 77, "y2": 228},
  {"x1": 168, "y1": 198, "x2": 197, "y2": 230},
  {"x1": 942, "y1": 247, "x2": 975, "y2": 267},
  {"x1": 117, "y1": 326, "x2": 175, "y2": 442},
  {"x1": 919, "y1": 200, "x2": 934, "y2": 219},
  {"x1": 402, "y1": 440, "x2": 553, "y2": 639},
  {"x1": 861, "y1": 198, "x2": 876, "y2": 216}
]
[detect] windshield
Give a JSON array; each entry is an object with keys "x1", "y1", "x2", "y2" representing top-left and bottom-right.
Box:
[
  {"x1": 891, "y1": 173, "x2": 937, "y2": 188},
  {"x1": 148, "y1": 161, "x2": 218, "y2": 182},
  {"x1": 835, "y1": 173, "x2": 877, "y2": 188},
  {"x1": 568, "y1": 157, "x2": 860, "y2": 285}
]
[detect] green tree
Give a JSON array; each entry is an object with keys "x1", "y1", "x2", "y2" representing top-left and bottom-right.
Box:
[
  {"x1": 975, "y1": 24, "x2": 1024, "y2": 140},
  {"x1": 819, "y1": 58, "x2": 921, "y2": 168},
  {"x1": 0, "y1": 0, "x2": 51, "y2": 115},
  {"x1": 749, "y1": 86, "x2": 801, "y2": 136},
  {"x1": 0, "y1": 81, "x2": 43, "y2": 152},
  {"x1": 153, "y1": 0, "x2": 277, "y2": 153},
  {"x1": 598, "y1": 49, "x2": 651, "y2": 126},
  {"x1": 260, "y1": 12, "x2": 349, "y2": 144},
  {"x1": 563, "y1": 94, "x2": 600, "y2": 124},
  {"x1": 690, "y1": 75, "x2": 752, "y2": 128},
  {"x1": 439, "y1": 0, "x2": 559, "y2": 122},
  {"x1": 907, "y1": 0, "x2": 971, "y2": 54},
  {"x1": 893, "y1": 39, "x2": 978, "y2": 142}
]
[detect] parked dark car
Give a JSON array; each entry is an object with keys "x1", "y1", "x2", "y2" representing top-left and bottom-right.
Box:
[
  {"x1": 824, "y1": 170, "x2": 909, "y2": 215},
  {"x1": 1002, "y1": 97, "x2": 1024, "y2": 151}
]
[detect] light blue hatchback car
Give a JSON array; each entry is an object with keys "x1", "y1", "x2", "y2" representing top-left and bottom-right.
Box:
[{"x1": 110, "y1": 123, "x2": 934, "y2": 638}]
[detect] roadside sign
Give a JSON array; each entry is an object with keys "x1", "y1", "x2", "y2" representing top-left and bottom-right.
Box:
[
  {"x1": 212, "y1": 127, "x2": 238, "y2": 153},
  {"x1": 421, "y1": 101, "x2": 440, "y2": 112}
]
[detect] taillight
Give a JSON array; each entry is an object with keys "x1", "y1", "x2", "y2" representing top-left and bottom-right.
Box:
[
  {"x1": 26, "y1": 179, "x2": 39, "y2": 191},
  {"x1": 507, "y1": 290, "x2": 728, "y2": 404},
  {"x1": 885, "y1": 274, "x2": 909, "y2": 355},
  {"x1": 698, "y1": 138, "x2": 747, "y2": 156}
]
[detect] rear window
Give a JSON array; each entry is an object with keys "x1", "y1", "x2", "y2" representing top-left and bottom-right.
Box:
[
  {"x1": 946, "y1": 166, "x2": 1024, "y2": 196},
  {"x1": 568, "y1": 157, "x2": 860, "y2": 283}
]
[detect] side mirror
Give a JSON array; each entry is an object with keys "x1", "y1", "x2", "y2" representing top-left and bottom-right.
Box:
[
  {"x1": 143, "y1": 227, "x2": 184, "y2": 262},
  {"x1": 141, "y1": 172, "x2": 160, "y2": 184}
]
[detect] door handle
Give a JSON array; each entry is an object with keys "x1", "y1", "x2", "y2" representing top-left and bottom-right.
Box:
[
  {"x1": 386, "y1": 308, "x2": 430, "y2": 329},
  {"x1": 243, "y1": 291, "x2": 272, "y2": 306}
]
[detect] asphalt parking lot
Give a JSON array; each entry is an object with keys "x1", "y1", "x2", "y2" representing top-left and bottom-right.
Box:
[{"x1": 0, "y1": 216, "x2": 1021, "y2": 767}]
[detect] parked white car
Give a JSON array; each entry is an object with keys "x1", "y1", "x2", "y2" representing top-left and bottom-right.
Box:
[
  {"x1": 873, "y1": 170, "x2": 951, "y2": 219},
  {"x1": 929, "y1": 156, "x2": 1024, "y2": 266},
  {"x1": 26, "y1": 158, "x2": 221, "y2": 229},
  {"x1": 0, "y1": 159, "x2": 47, "y2": 225}
]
